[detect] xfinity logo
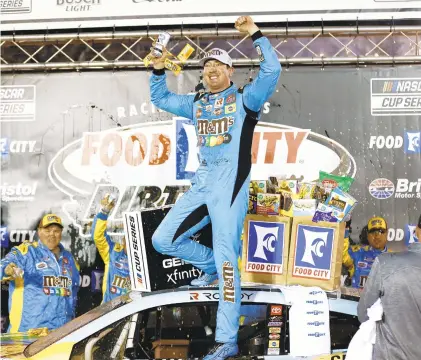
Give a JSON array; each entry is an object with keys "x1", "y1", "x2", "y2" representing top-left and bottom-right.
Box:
[{"x1": 166, "y1": 268, "x2": 202, "y2": 285}]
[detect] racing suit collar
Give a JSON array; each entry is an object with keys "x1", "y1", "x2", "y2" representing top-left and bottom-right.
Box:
[{"x1": 38, "y1": 240, "x2": 64, "y2": 258}]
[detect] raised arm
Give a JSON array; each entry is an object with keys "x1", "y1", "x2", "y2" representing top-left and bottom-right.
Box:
[{"x1": 235, "y1": 16, "x2": 281, "y2": 113}]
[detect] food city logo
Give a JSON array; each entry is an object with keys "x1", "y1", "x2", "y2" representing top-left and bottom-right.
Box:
[
  {"x1": 0, "y1": 182, "x2": 37, "y2": 202},
  {"x1": 369, "y1": 130, "x2": 421, "y2": 154},
  {"x1": 49, "y1": 119, "x2": 355, "y2": 236},
  {"x1": 56, "y1": 0, "x2": 101, "y2": 12},
  {"x1": 0, "y1": 138, "x2": 37, "y2": 155},
  {"x1": 292, "y1": 225, "x2": 335, "y2": 280},
  {"x1": 0, "y1": 227, "x2": 37, "y2": 247},
  {"x1": 1, "y1": 0, "x2": 32, "y2": 14},
  {"x1": 369, "y1": 178, "x2": 421, "y2": 199},
  {"x1": 387, "y1": 225, "x2": 419, "y2": 245},
  {"x1": 162, "y1": 257, "x2": 202, "y2": 285},
  {"x1": 371, "y1": 78, "x2": 421, "y2": 116},
  {"x1": 246, "y1": 221, "x2": 285, "y2": 274}
]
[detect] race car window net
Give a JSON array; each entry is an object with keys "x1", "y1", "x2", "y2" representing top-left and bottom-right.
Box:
[{"x1": 24, "y1": 293, "x2": 131, "y2": 358}]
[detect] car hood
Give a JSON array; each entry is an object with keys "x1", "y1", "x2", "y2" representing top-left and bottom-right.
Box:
[{"x1": 0, "y1": 333, "x2": 40, "y2": 359}]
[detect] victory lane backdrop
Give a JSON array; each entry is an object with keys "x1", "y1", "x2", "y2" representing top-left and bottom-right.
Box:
[{"x1": 1, "y1": 66, "x2": 420, "y2": 321}]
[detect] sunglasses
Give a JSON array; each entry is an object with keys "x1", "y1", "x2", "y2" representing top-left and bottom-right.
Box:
[{"x1": 369, "y1": 229, "x2": 386, "y2": 235}]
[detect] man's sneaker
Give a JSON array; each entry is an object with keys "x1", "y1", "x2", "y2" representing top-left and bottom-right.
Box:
[
  {"x1": 190, "y1": 273, "x2": 218, "y2": 286},
  {"x1": 203, "y1": 342, "x2": 239, "y2": 360}
]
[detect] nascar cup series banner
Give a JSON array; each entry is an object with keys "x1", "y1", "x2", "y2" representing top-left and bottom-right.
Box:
[
  {"x1": 0, "y1": 68, "x2": 420, "y2": 287},
  {"x1": 1, "y1": 0, "x2": 421, "y2": 31}
]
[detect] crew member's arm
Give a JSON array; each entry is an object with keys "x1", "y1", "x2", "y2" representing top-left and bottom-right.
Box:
[
  {"x1": 91, "y1": 212, "x2": 114, "y2": 265},
  {"x1": 0, "y1": 245, "x2": 27, "y2": 281},
  {"x1": 357, "y1": 257, "x2": 383, "y2": 323},
  {"x1": 149, "y1": 45, "x2": 195, "y2": 119},
  {"x1": 236, "y1": 17, "x2": 281, "y2": 113},
  {"x1": 342, "y1": 238, "x2": 356, "y2": 278}
]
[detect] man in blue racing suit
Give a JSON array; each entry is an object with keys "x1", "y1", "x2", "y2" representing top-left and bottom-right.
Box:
[
  {"x1": 150, "y1": 15, "x2": 281, "y2": 359},
  {"x1": 343, "y1": 216, "x2": 391, "y2": 288},
  {"x1": 91, "y1": 194, "x2": 131, "y2": 303},
  {"x1": 0, "y1": 214, "x2": 79, "y2": 333}
]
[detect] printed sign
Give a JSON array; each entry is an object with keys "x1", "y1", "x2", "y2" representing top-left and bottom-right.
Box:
[
  {"x1": 293, "y1": 225, "x2": 335, "y2": 280},
  {"x1": 246, "y1": 221, "x2": 285, "y2": 274},
  {"x1": 0, "y1": 85, "x2": 36, "y2": 122},
  {"x1": 371, "y1": 78, "x2": 421, "y2": 116},
  {"x1": 123, "y1": 211, "x2": 151, "y2": 292}
]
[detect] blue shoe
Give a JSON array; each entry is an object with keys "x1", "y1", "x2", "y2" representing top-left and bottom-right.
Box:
[
  {"x1": 190, "y1": 272, "x2": 218, "y2": 286},
  {"x1": 203, "y1": 343, "x2": 239, "y2": 360}
]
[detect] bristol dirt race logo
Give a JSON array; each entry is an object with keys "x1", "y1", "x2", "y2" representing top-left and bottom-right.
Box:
[{"x1": 48, "y1": 118, "x2": 356, "y2": 237}]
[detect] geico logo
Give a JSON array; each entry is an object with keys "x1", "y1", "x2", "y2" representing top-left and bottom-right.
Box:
[
  {"x1": 387, "y1": 228, "x2": 404, "y2": 241},
  {"x1": 162, "y1": 258, "x2": 186, "y2": 268},
  {"x1": 369, "y1": 136, "x2": 403, "y2": 149}
]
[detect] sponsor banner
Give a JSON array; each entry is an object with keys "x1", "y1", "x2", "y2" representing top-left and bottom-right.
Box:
[
  {"x1": 189, "y1": 290, "x2": 256, "y2": 302},
  {"x1": 2, "y1": 0, "x2": 421, "y2": 31},
  {"x1": 371, "y1": 79, "x2": 421, "y2": 116},
  {"x1": 246, "y1": 221, "x2": 285, "y2": 274},
  {"x1": 369, "y1": 178, "x2": 421, "y2": 200},
  {"x1": 0, "y1": 86, "x2": 36, "y2": 122},
  {"x1": 123, "y1": 211, "x2": 151, "y2": 292},
  {"x1": 369, "y1": 130, "x2": 421, "y2": 154},
  {"x1": 292, "y1": 225, "x2": 335, "y2": 280}
]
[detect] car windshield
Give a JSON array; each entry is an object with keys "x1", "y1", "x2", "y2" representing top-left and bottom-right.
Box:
[{"x1": 24, "y1": 293, "x2": 132, "y2": 358}]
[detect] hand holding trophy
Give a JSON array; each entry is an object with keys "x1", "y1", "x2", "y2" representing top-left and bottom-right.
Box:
[{"x1": 144, "y1": 32, "x2": 195, "y2": 76}]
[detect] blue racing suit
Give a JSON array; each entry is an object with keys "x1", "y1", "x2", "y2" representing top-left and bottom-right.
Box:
[
  {"x1": 150, "y1": 31, "x2": 281, "y2": 344},
  {"x1": 91, "y1": 212, "x2": 130, "y2": 303},
  {"x1": 0, "y1": 241, "x2": 79, "y2": 333},
  {"x1": 343, "y1": 239, "x2": 390, "y2": 288}
]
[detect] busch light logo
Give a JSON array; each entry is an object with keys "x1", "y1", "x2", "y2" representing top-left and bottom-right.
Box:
[
  {"x1": 293, "y1": 225, "x2": 335, "y2": 280},
  {"x1": 246, "y1": 221, "x2": 285, "y2": 274},
  {"x1": 404, "y1": 131, "x2": 421, "y2": 154}
]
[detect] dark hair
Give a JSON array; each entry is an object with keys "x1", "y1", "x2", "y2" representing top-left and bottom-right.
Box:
[
  {"x1": 418, "y1": 214, "x2": 421, "y2": 228},
  {"x1": 359, "y1": 225, "x2": 369, "y2": 245}
]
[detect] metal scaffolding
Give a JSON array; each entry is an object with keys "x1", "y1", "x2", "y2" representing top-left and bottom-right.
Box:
[{"x1": 1, "y1": 25, "x2": 420, "y2": 72}]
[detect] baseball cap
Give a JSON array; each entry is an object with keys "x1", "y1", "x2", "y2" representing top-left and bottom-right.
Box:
[
  {"x1": 367, "y1": 216, "x2": 387, "y2": 232},
  {"x1": 39, "y1": 214, "x2": 63, "y2": 229},
  {"x1": 199, "y1": 48, "x2": 233, "y2": 68}
]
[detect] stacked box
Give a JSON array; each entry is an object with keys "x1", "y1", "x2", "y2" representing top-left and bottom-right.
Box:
[
  {"x1": 286, "y1": 216, "x2": 345, "y2": 291},
  {"x1": 241, "y1": 215, "x2": 291, "y2": 286}
]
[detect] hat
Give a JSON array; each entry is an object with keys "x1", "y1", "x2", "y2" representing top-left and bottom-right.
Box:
[
  {"x1": 199, "y1": 48, "x2": 233, "y2": 67},
  {"x1": 39, "y1": 214, "x2": 63, "y2": 229},
  {"x1": 367, "y1": 216, "x2": 387, "y2": 232}
]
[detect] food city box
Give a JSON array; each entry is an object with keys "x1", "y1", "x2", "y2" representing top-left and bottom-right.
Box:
[
  {"x1": 286, "y1": 217, "x2": 345, "y2": 291},
  {"x1": 241, "y1": 214, "x2": 291, "y2": 286}
]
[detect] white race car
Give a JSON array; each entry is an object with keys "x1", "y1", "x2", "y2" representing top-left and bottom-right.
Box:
[{"x1": 1, "y1": 286, "x2": 359, "y2": 360}]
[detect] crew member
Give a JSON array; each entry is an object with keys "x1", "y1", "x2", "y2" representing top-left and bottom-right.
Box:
[
  {"x1": 91, "y1": 194, "x2": 131, "y2": 303},
  {"x1": 343, "y1": 216, "x2": 390, "y2": 288},
  {"x1": 0, "y1": 214, "x2": 79, "y2": 333},
  {"x1": 149, "y1": 16, "x2": 281, "y2": 359}
]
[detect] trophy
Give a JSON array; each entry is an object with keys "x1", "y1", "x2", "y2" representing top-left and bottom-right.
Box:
[{"x1": 144, "y1": 32, "x2": 195, "y2": 76}]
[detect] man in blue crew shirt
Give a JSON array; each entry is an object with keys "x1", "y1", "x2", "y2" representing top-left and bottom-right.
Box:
[{"x1": 149, "y1": 15, "x2": 281, "y2": 359}]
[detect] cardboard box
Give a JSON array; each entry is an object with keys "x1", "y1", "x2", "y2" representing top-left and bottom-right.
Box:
[
  {"x1": 286, "y1": 216, "x2": 345, "y2": 291},
  {"x1": 241, "y1": 215, "x2": 291, "y2": 286},
  {"x1": 152, "y1": 339, "x2": 190, "y2": 359}
]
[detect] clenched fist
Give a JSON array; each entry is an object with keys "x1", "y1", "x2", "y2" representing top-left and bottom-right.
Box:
[
  {"x1": 235, "y1": 16, "x2": 259, "y2": 35},
  {"x1": 4, "y1": 263, "x2": 24, "y2": 280}
]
